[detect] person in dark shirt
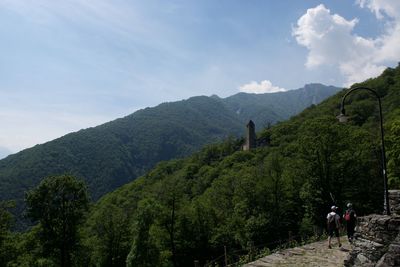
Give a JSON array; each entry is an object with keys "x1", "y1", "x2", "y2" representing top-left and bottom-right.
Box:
[{"x1": 343, "y1": 203, "x2": 357, "y2": 243}]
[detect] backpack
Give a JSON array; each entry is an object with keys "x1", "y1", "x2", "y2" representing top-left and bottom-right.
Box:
[
  {"x1": 344, "y1": 210, "x2": 352, "y2": 221},
  {"x1": 328, "y1": 213, "x2": 337, "y2": 229}
]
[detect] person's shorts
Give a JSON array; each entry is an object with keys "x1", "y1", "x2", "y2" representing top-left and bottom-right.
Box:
[{"x1": 328, "y1": 228, "x2": 339, "y2": 237}]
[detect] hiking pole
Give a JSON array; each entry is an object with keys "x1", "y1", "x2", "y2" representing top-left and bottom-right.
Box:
[{"x1": 329, "y1": 192, "x2": 336, "y2": 206}]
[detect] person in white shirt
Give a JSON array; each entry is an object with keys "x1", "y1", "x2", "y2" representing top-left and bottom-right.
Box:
[{"x1": 327, "y1": 205, "x2": 342, "y2": 249}]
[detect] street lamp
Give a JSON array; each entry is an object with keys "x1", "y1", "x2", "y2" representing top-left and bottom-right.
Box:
[{"x1": 337, "y1": 86, "x2": 390, "y2": 215}]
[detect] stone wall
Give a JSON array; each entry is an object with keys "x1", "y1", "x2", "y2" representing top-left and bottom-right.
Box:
[
  {"x1": 345, "y1": 190, "x2": 400, "y2": 267},
  {"x1": 389, "y1": 190, "x2": 400, "y2": 215}
]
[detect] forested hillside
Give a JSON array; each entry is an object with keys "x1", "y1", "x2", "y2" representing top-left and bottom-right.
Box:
[
  {"x1": 1, "y1": 66, "x2": 399, "y2": 266},
  {"x1": 0, "y1": 84, "x2": 339, "y2": 227},
  {"x1": 78, "y1": 66, "x2": 400, "y2": 266}
]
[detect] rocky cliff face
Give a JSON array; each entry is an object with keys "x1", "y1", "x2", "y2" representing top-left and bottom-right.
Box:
[{"x1": 345, "y1": 190, "x2": 400, "y2": 267}]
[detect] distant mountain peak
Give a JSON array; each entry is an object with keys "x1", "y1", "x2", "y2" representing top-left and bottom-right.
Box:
[
  {"x1": 303, "y1": 83, "x2": 341, "y2": 89},
  {"x1": 210, "y1": 94, "x2": 220, "y2": 99}
]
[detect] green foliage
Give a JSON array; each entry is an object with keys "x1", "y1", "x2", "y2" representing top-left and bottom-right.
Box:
[
  {"x1": 0, "y1": 201, "x2": 16, "y2": 267},
  {"x1": 0, "y1": 86, "x2": 340, "y2": 229},
  {"x1": 3, "y1": 65, "x2": 400, "y2": 265},
  {"x1": 79, "y1": 65, "x2": 400, "y2": 266},
  {"x1": 25, "y1": 175, "x2": 89, "y2": 267},
  {"x1": 6, "y1": 225, "x2": 48, "y2": 266},
  {"x1": 126, "y1": 198, "x2": 166, "y2": 267},
  {"x1": 84, "y1": 202, "x2": 131, "y2": 267},
  {"x1": 387, "y1": 116, "x2": 400, "y2": 188}
]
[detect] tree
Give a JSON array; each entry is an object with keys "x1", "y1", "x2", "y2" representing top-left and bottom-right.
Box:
[
  {"x1": 87, "y1": 202, "x2": 131, "y2": 267},
  {"x1": 26, "y1": 175, "x2": 89, "y2": 267},
  {"x1": 387, "y1": 118, "x2": 400, "y2": 188},
  {"x1": 0, "y1": 201, "x2": 15, "y2": 267},
  {"x1": 126, "y1": 198, "x2": 164, "y2": 267}
]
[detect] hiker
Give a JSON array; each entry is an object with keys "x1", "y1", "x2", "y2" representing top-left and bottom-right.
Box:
[
  {"x1": 343, "y1": 203, "x2": 357, "y2": 243},
  {"x1": 327, "y1": 206, "x2": 342, "y2": 249}
]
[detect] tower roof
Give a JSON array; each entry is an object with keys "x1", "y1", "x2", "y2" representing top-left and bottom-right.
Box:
[{"x1": 247, "y1": 120, "x2": 255, "y2": 127}]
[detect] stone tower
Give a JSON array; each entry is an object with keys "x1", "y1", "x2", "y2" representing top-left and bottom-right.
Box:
[{"x1": 243, "y1": 120, "x2": 256, "y2": 151}]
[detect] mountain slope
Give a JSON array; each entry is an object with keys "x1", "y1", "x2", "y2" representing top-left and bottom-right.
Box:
[
  {"x1": 224, "y1": 83, "x2": 340, "y2": 126},
  {"x1": 79, "y1": 65, "x2": 400, "y2": 266},
  {"x1": 0, "y1": 84, "x2": 340, "y2": 224},
  {"x1": 0, "y1": 96, "x2": 242, "y2": 201}
]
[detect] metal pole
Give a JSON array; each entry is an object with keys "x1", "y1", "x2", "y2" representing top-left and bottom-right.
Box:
[
  {"x1": 224, "y1": 246, "x2": 228, "y2": 267},
  {"x1": 338, "y1": 87, "x2": 390, "y2": 215},
  {"x1": 378, "y1": 97, "x2": 390, "y2": 215}
]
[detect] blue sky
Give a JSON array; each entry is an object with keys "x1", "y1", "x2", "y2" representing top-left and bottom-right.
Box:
[{"x1": 0, "y1": 0, "x2": 399, "y2": 155}]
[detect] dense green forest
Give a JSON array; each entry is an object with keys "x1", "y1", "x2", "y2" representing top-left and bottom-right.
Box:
[
  {"x1": 0, "y1": 84, "x2": 339, "y2": 228},
  {"x1": 2, "y1": 65, "x2": 400, "y2": 266}
]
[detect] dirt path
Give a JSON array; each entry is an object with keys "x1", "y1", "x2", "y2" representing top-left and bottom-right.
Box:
[{"x1": 243, "y1": 239, "x2": 350, "y2": 267}]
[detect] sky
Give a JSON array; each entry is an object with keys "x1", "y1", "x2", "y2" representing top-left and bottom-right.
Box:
[{"x1": 0, "y1": 0, "x2": 399, "y2": 156}]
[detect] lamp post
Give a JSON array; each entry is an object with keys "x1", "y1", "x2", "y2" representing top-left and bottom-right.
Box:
[{"x1": 337, "y1": 87, "x2": 390, "y2": 215}]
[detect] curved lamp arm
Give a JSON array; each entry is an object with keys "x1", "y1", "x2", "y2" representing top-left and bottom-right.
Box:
[{"x1": 338, "y1": 87, "x2": 390, "y2": 215}]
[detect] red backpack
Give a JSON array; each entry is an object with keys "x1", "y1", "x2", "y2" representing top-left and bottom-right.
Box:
[{"x1": 344, "y1": 210, "x2": 351, "y2": 221}]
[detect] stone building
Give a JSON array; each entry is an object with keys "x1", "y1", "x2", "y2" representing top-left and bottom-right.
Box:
[{"x1": 243, "y1": 120, "x2": 256, "y2": 151}]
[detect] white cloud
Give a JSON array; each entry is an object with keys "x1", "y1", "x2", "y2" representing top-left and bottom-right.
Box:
[
  {"x1": 357, "y1": 0, "x2": 400, "y2": 63},
  {"x1": 293, "y1": 3, "x2": 400, "y2": 86},
  {"x1": 357, "y1": 0, "x2": 400, "y2": 19},
  {"x1": 239, "y1": 80, "x2": 286, "y2": 94}
]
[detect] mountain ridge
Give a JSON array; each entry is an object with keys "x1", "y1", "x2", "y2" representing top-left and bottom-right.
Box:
[
  {"x1": 79, "y1": 65, "x2": 400, "y2": 266},
  {"x1": 0, "y1": 83, "x2": 341, "y2": 227}
]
